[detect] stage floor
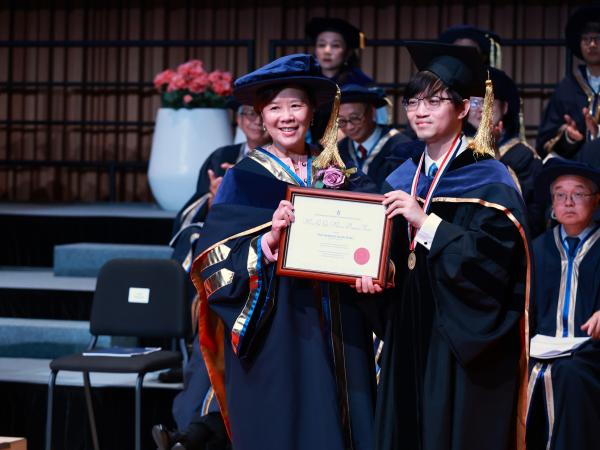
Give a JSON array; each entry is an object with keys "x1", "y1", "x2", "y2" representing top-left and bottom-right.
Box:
[
  {"x1": 0, "y1": 202, "x2": 176, "y2": 219},
  {"x1": 0, "y1": 357, "x2": 181, "y2": 389}
]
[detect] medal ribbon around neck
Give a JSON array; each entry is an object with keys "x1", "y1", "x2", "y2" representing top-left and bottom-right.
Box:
[{"x1": 407, "y1": 133, "x2": 463, "y2": 251}]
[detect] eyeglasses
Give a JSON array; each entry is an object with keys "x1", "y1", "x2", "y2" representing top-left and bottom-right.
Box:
[
  {"x1": 337, "y1": 114, "x2": 366, "y2": 128},
  {"x1": 581, "y1": 35, "x2": 600, "y2": 46},
  {"x1": 239, "y1": 110, "x2": 260, "y2": 120},
  {"x1": 470, "y1": 97, "x2": 484, "y2": 109},
  {"x1": 552, "y1": 191, "x2": 597, "y2": 204},
  {"x1": 403, "y1": 96, "x2": 453, "y2": 111}
]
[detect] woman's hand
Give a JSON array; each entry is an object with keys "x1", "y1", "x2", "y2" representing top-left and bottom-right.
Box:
[
  {"x1": 383, "y1": 190, "x2": 428, "y2": 229},
  {"x1": 263, "y1": 200, "x2": 295, "y2": 253},
  {"x1": 581, "y1": 310, "x2": 600, "y2": 340},
  {"x1": 352, "y1": 276, "x2": 383, "y2": 294}
]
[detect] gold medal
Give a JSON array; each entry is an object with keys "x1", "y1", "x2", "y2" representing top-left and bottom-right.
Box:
[{"x1": 407, "y1": 251, "x2": 416, "y2": 270}]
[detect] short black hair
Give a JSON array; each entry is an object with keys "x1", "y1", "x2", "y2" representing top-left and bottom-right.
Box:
[
  {"x1": 253, "y1": 83, "x2": 317, "y2": 113},
  {"x1": 581, "y1": 22, "x2": 600, "y2": 36},
  {"x1": 403, "y1": 71, "x2": 465, "y2": 109}
]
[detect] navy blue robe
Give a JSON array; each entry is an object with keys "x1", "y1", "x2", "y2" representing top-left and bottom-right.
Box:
[
  {"x1": 527, "y1": 225, "x2": 600, "y2": 450},
  {"x1": 536, "y1": 65, "x2": 599, "y2": 159},
  {"x1": 338, "y1": 127, "x2": 413, "y2": 191},
  {"x1": 368, "y1": 146, "x2": 531, "y2": 450},
  {"x1": 191, "y1": 148, "x2": 377, "y2": 450}
]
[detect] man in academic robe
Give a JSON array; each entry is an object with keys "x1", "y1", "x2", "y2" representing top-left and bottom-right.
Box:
[
  {"x1": 526, "y1": 158, "x2": 600, "y2": 450},
  {"x1": 536, "y1": 6, "x2": 600, "y2": 159},
  {"x1": 468, "y1": 67, "x2": 545, "y2": 235},
  {"x1": 356, "y1": 42, "x2": 531, "y2": 450},
  {"x1": 337, "y1": 84, "x2": 413, "y2": 190}
]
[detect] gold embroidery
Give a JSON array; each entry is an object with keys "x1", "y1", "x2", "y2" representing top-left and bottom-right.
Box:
[
  {"x1": 199, "y1": 244, "x2": 231, "y2": 272},
  {"x1": 248, "y1": 149, "x2": 300, "y2": 185},
  {"x1": 230, "y1": 236, "x2": 261, "y2": 353},
  {"x1": 204, "y1": 268, "x2": 234, "y2": 298}
]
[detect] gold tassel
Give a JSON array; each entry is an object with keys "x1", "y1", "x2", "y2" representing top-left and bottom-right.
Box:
[
  {"x1": 314, "y1": 85, "x2": 346, "y2": 169},
  {"x1": 519, "y1": 98, "x2": 526, "y2": 142},
  {"x1": 359, "y1": 32, "x2": 366, "y2": 50},
  {"x1": 468, "y1": 74, "x2": 496, "y2": 157}
]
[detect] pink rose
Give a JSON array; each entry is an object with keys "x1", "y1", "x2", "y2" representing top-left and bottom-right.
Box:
[
  {"x1": 153, "y1": 69, "x2": 175, "y2": 91},
  {"x1": 188, "y1": 72, "x2": 210, "y2": 93},
  {"x1": 319, "y1": 167, "x2": 346, "y2": 189},
  {"x1": 183, "y1": 94, "x2": 193, "y2": 104},
  {"x1": 167, "y1": 73, "x2": 187, "y2": 92}
]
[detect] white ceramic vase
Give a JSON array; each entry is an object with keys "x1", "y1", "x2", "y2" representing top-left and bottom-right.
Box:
[{"x1": 148, "y1": 108, "x2": 232, "y2": 211}]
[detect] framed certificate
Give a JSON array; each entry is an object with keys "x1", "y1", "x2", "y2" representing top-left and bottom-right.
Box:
[{"x1": 277, "y1": 186, "x2": 392, "y2": 285}]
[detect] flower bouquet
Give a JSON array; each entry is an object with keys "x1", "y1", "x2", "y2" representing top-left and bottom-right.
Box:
[{"x1": 153, "y1": 60, "x2": 233, "y2": 109}]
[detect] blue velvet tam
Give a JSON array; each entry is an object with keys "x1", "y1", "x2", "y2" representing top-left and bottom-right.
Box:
[
  {"x1": 535, "y1": 156, "x2": 600, "y2": 203},
  {"x1": 340, "y1": 84, "x2": 387, "y2": 108},
  {"x1": 405, "y1": 41, "x2": 486, "y2": 98},
  {"x1": 233, "y1": 54, "x2": 337, "y2": 107}
]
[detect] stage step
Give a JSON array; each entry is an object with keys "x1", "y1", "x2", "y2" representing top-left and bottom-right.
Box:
[
  {"x1": 0, "y1": 318, "x2": 117, "y2": 359},
  {"x1": 53, "y1": 243, "x2": 173, "y2": 277}
]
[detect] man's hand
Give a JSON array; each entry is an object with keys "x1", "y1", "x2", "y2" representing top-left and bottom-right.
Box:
[
  {"x1": 383, "y1": 190, "x2": 428, "y2": 228},
  {"x1": 207, "y1": 163, "x2": 235, "y2": 206},
  {"x1": 563, "y1": 114, "x2": 585, "y2": 142},
  {"x1": 581, "y1": 310, "x2": 600, "y2": 340},
  {"x1": 263, "y1": 200, "x2": 295, "y2": 254}
]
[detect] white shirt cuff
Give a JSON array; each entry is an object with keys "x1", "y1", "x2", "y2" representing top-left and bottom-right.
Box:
[{"x1": 414, "y1": 213, "x2": 442, "y2": 250}]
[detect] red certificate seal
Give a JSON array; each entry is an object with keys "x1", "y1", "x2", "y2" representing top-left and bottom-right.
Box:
[{"x1": 354, "y1": 247, "x2": 370, "y2": 265}]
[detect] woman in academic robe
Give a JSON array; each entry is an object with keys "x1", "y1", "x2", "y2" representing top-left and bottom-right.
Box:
[
  {"x1": 527, "y1": 157, "x2": 600, "y2": 450},
  {"x1": 190, "y1": 53, "x2": 377, "y2": 450},
  {"x1": 357, "y1": 42, "x2": 531, "y2": 450}
]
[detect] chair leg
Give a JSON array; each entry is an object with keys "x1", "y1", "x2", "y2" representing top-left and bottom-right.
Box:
[
  {"x1": 135, "y1": 374, "x2": 145, "y2": 450},
  {"x1": 45, "y1": 370, "x2": 57, "y2": 450},
  {"x1": 83, "y1": 372, "x2": 100, "y2": 450}
]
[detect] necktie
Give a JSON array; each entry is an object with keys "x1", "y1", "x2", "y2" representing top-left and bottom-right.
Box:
[
  {"x1": 357, "y1": 144, "x2": 367, "y2": 160},
  {"x1": 428, "y1": 162, "x2": 438, "y2": 178},
  {"x1": 565, "y1": 236, "x2": 581, "y2": 258}
]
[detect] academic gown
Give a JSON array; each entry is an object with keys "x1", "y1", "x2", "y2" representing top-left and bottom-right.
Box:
[
  {"x1": 371, "y1": 147, "x2": 531, "y2": 450},
  {"x1": 338, "y1": 127, "x2": 413, "y2": 191},
  {"x1": 497, "y1": 135, "x2": 545, "y2": 237},
  {"x1": 190, "y1": 147, "x2": 377, "y2": 450},
  {"x1": 536, "y1": 65, "x2": 599, "y2": 159},
  {"x1": 526, "y1": 225, "x2": 600, "y2": 450}
]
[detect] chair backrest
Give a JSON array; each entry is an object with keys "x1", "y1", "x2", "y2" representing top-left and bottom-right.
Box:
[{"x1": 90, "y1": 258, "x2": 190, "y2": 339}]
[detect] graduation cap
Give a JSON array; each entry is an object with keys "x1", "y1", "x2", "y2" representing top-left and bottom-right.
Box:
[
  {"x1": 565, "y1": 6, "x2": 600, "y2": 60},
  {"x1": 406, "y1": 41, "x2": 494, "y2": 157},
  {"x1": 340, "y1": 84, "x2": 388, "y2": 108},
  {"x1": 306, "y1": 17, "x2": 365, "y2": 50},
  {"x1": 488, "y1": 67, "x2": 521, "y2": 138},
  {"x1": 233, "y1": 53, "x2": 345, "y2": 170},
  {"x1": 535, "y1": 157, "x2": 600, "y2": 203},
  {"x1": 233, "y1": 53, "x2": 337, "y2": 107},
  {"x1": 439, "y1": 25, "x2": 502, "y2": 68}
]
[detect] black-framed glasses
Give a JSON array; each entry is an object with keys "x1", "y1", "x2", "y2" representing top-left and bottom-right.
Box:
[
  {"x1": 337, "y1": 114, "x2": 366, "y2": 128},
  {"x1": 238, "y1": 109, "x2": 260, "y2": 120},
  {"x1": 581, "y1": 35, "x2": 600, "y2": 46},
  {"x1": 552, "y1": 191, "x2": 597, "y2": 204},
  {"x1": 403, "y1": 96, "x2": 453, "y2": 111}
]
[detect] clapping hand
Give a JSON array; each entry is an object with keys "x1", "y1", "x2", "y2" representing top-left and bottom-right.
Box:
[{"x1": 581, "y1": 310, "x2": 600, "y2": 340}]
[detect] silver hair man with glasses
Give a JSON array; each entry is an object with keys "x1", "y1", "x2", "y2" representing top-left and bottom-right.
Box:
[
  {"x1": 337, "y1": 84, "x2": 412, "y2": 190},
  {"x1": 527, "y1": 157, "x2": 600, "y2": 450},
  {"x1": 537, "y1": 6, "x2": 600, "y2": 159}
]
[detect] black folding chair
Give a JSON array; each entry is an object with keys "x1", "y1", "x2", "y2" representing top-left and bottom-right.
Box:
[{"x1": 45, "y1": 258, "x2": 190, "y2": 450}]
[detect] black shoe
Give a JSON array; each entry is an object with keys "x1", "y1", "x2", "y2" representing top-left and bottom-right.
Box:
[
  {"x1": 152, "y1": 424, "x2": 174, "y2": 450},
  {"x1": 172, "y1": 444, "x2": 187, "y2": 450},
  {"x1": 158, "y1": 367, "x2": 183, "y2": 383}
]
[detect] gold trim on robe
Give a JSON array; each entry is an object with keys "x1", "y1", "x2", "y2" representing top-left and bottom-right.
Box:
[
  {"x1": 248, "y1": 149, "x2": 301, "y2": 185},
  {"x1": 199, "y1": 244, "x2": 231, "y2": 272},
  {"x1": 431, "y1": 195, "x2": 531, "y2": 450},
  {"x1": 204, "y1": 268, "x2": 234, "y2": 298}
]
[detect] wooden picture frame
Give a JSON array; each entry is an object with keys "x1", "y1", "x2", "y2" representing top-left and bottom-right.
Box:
[{"x1": 276, "y1": 186, "x2": 392, "y2": 285}]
